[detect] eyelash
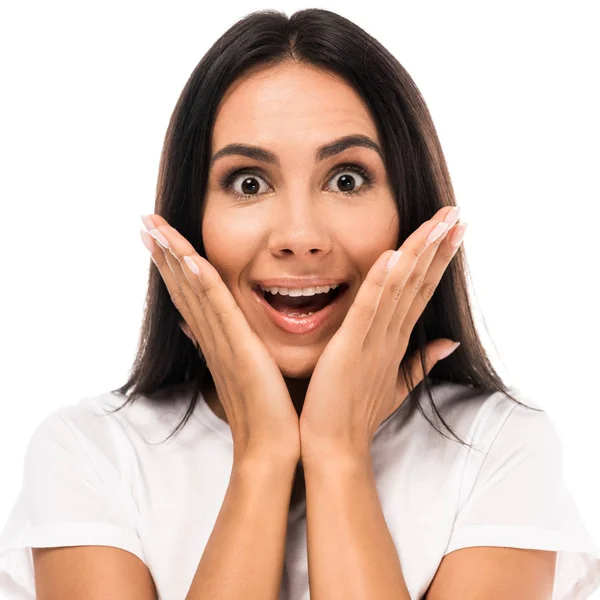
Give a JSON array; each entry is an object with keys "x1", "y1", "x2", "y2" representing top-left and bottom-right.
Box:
[{"x1": 218, "y1": 161, "x2": 376, "y2": 200}]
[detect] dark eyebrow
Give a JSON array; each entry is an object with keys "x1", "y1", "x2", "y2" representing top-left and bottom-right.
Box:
[{"x1": 210, "y1": 134, "x2": 383, "y2": 166}]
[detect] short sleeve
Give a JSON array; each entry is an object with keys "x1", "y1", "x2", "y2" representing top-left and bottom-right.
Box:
[
  {"x1": 444, "y1": 400, "x2": 600, "y2": 599},
  {"x1": 0, "y1": 409, "x2": 146, "y2": 599}
]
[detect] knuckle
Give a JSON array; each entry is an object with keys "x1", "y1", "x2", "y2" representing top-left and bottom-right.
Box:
[
  {"x1": 358, "y1": 303, "x2": 377, "y2": 322},
  {"x1": 180, "y1": 284, "x2": 196, "y2": 306},
  {"x1": 439, "y1": 246, "x2": 456, "y2": 261},
  {"x1": 419, "y1": 281, "x2": 437, "y2": 302},
  {"x1": 388, "y1": 279, "x2": 405, "y2": 303},
  {"x1": 372, "y1": 276, "x2": 386, "y2": 291},
  {"x1": 213, "y1": 308, "x2": 228, "y2": 329},
  {"x1": 214, "y1": 303, "x2": 240, "y2": 337},
  {"x1": 200, "y1": 277, "x2": 217, "y2": 295},
  {"x1": 169, "y1": 291, "x2": 186, "y2": 313},
  {"x1": 410, "y1": 245, "x2": 423, "y2": 261},
  {"x1": 412, "y1": 272, "x2": 426, "y2": 291},
  {"x1": 197, "y1": 293, "x2": 211, "y2": 312},
  {"x1": 185, "y1": 278, "x2": 201, "y2": 297}
]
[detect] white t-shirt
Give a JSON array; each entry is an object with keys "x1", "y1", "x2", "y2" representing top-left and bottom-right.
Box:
[{"x1": 1, "y1": 378, "x2": 599, "y2": 599}]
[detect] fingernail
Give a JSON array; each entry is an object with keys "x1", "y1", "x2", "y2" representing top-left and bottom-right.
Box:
[
  {"x1": 426, "y1": 222, "x2": 449, "y2": 245},
  {"x1": 183, "y1": 255, "x2": 201, "y2": 276},
  {"x1": 439, "y1": 341, "x2": 460, "y2": 360},
  {"x1": 386, "y1": 250, "x2": 402, "y2": 271},
  {"x1": 443, "y1": 206, "x2": 461, "y2": 226},
  {"x1": 140, "y1": 228, "x2": 155, "y2": 252},
  {"x1": 149, "y1": 228, "x2": 169, "y2": 248},
  {"x1": 450, "y1": 223, "x2": 468, "y2": 249},
  {"x1": 140, "y1": 214, "x2": 155, "y2": 230}
]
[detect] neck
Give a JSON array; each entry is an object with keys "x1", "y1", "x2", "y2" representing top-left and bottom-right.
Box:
[{"x1": 283, "y1": 376, "x2": 310, "y2": 418}]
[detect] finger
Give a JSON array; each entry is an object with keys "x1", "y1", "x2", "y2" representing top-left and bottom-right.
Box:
[
  {"x1": 339, "y1": 205, "x2": 458, "y2": 346},
  {"x1": 141, "y1": 221, "x2": 214, "y2": 353},
  {"x1": 396, "y1": 221, "x2": 467, "y2": 341},
  {"x1": 151, "y1": 222, "x2": 257, "y2": 353},
  {"x1": 367, "y1": 206, "x2": 460, "y2": 346},
  {"x1": 141, "y1": 213, "x2": 216, "y2": 353},
  {"x1": 338, "y1": 248, "x2": 394, "y2": 345},
  {"x1": 395, "y1": 343, "x2": 444, "y2": 397}
]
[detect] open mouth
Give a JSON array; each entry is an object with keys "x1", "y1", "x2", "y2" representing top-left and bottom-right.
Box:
[{"x1": 253, "y1": 283, "x2": 350, "y2": 317}]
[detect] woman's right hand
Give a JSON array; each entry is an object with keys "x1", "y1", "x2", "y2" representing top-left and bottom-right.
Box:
[{"x1": 140, "y1": 214, "x2": 301, "y2": 469}]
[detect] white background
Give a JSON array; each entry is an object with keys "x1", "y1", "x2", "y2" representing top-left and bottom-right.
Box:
[{"x1": 1, "y1": 0, "x2": 599, "y2": 596}]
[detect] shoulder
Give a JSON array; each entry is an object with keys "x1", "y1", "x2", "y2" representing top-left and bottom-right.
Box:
[
  {"x1": 25, "y1": 388, "x2": 171, "y2": 468},
  {"x1": 428, "y1": 378, "x2": 552, "y2": 437},
  {"x1": 405, "y1": 379, "x2": 558, "y2": 460},
  {"x1": 22, "y1": 391, "x2": 135, "y2": 482},
  {"x1": 32, "y1": 384, "x2": 197, "y2": 449},
  {"x1": 30, "y1": 390, "x2": 129, "y2": 445},
  {"x1": 464, "y1": 386, "x2": 559, "y2": 460}
]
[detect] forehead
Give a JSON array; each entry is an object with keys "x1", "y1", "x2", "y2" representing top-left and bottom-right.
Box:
[{"x1": 211, "y1": 64, "x2": 379, "y2": 152}]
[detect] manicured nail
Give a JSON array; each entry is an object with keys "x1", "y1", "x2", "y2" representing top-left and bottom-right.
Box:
[
  {"x1": 444, "y1": 206, "x2": 461, "y2": 226},
  {"x1": 450, "y1": 223, "x2": 468, "y2": 249},
  {"x1": 439, "y1": 341, "x2": 460, "y2": 360},
  {"x1": 140, "y1": 214, "x2": 155, "y2": 231},
  {"x1": 140, "y1": 228, "x2": 155, "y2": 252},
  {"x1": 183, "y1": 255, "x2": 201, "y2": 276},
  {"x1": 386, "y1": 250, "x2": 402, "y2": 271},
  {"x1": 149, "y1": 228, "x2": 169, "y2": 248},
  {"x1": 426, "y1": 222, "x2": 449, "y2": 245}
]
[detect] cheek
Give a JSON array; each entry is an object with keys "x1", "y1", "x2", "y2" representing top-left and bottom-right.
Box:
[
  {"x1": 202, "y1": 210, "x2": 262, "y2": 277},
  {"x1": 338, "y1": 223, "x2": 399, "y2": 278}
]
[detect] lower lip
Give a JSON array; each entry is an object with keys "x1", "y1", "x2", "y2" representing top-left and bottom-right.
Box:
[{"x1": 251, "y1": 285, "x2": 349, "y2": 335}]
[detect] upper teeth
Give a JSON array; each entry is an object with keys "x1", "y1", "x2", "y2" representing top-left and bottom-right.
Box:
[{"x1": 259, "y1": 283, "x2": 340, "y2": 297}]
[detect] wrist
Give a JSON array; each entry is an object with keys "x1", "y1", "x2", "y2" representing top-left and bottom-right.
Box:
[
  {"x1": 233, "y1": 451, "x2": 300, "y2": 480},
  {"x1": 300, "y1": 442, "x2": 372, "y2": 474}
]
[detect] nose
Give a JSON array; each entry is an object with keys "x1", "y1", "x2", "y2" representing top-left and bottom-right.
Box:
[{"x1": 267, "y1": 199, "x2": 333, "y2": 258}]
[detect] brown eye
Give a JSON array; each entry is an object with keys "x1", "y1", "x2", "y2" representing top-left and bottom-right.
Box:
[
  {"x1": 327, "y1": 170, "x2": 365, "y2": 194},
  {"x1": 219, "y1": 161, "x2": 375, "y2": 200},
  {"x1": 219, "y1": 167, "x2": 270, "y2": 199},
  {"x1": 229, "y1": 173, "x2": 269, "y2": 197},
  {"x1": 325, "y1": 162, "x2": 375, "y2": 197}
]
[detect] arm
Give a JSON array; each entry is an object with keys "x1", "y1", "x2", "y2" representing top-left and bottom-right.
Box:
[
  {"x1": 32, "y1": 457, "x2": 296, "y2": 600},
  {"x1": 32, "y1": 546, "x2": 159, "y2": 599},
  {"x1": 303, "y1": 453, "x2": 411, "y2": 600},
  {"x1": 185, "y1": 456, "x2": 297, "y2": 600}
]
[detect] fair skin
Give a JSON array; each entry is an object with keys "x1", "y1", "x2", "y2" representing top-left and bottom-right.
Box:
[
  {"x1": 30, "y1": 63, "x2": 555, "y2": 599},
  {"x1": 181, "y1": 62, "x2": 401, "y2": 508},
  {"x1": 184, "y1": 61, "x2": 399, "y2": 424},
  {"x1": 176, "y1": 64, "x2": 555, "y2": 598}
]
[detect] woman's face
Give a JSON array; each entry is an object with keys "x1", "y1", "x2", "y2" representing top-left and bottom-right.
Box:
[{"x1": 201, "y1": 63, "x2": 399, "y2": 378}]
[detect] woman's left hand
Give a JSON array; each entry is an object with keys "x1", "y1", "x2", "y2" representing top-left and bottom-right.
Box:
[{"x1": 298, "y1": 205, "x2": 467, "y2": 463}]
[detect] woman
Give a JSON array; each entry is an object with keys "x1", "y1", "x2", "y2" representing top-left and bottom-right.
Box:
[{"x1": 1, "y1": 8, "x2": 599, "y2": 600}]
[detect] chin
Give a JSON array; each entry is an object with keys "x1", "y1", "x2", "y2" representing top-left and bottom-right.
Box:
[
  {"x1": 269, "y1": 344, "x2": 323, "y2": 378},
  {"x1": 278, "y1": 362, "x2": 315, "y2": 379}
]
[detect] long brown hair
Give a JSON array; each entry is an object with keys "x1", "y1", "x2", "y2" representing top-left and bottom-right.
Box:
[{"x1": 110, "y1": 8, "x2": 541, "y2": 446}]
